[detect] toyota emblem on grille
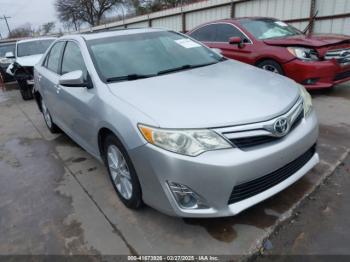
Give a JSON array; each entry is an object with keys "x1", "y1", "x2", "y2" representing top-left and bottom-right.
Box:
[{"x1": 273, "y1": 118, "x2": 289, "y2": 136}]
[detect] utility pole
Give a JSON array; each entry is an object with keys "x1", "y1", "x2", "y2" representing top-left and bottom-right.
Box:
[{"x1": 0, "y1": 15, "x2": 12, "y2": 36}]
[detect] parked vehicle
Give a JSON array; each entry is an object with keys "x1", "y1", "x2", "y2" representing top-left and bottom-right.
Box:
[
  {"x1": 0, "y1": 41, "x2": 16, "y2": 82},
  {"x1": 187, "y1": 17, "x2": 350, "y2": 90},
  {"x1": 34, "y1": 29, "x2": 319, "y2": 217},
  {"x1": 6, "y1": 37, "x2": 55, "y2": 100}
]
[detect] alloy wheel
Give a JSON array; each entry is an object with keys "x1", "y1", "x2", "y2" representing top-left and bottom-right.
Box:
[
  {"x1": 41, "y1": 100, "x2": 52, "y2": 129},
  {"x1": 107, "y1": 145, "x2": 133, "y2": 200},
  {"x1": 262, "y1": 64, "x2": 279, "y2": 73}
]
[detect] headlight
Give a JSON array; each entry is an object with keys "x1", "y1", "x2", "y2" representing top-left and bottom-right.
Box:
[
  {"x1": 298, "y1": 84, "x2": 312, "y2": 116},
  {"x1": 287, "y1": 47, "x2": 319, "y2": 61},
  {"x1": 138, "y1": 124, "x2": 232, "y2": 156}
]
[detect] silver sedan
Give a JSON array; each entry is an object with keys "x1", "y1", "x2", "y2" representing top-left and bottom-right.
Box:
[{"x1": 34, "y1": 28, "x2": 319, "y2": 217}]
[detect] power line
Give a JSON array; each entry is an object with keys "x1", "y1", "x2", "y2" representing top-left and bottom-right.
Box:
[{"x1": 0, "y1": 15, "x2": 11, "y2": 35}]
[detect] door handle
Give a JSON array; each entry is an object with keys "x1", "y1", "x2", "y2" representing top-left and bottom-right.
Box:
[{"x1": 55, "y1": 84, "x2": 61, "y2": 94}]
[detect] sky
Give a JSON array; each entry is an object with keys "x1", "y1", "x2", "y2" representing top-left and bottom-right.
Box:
[{"x1": 0, "y1": 0, "x2": 59, "y2": 38}]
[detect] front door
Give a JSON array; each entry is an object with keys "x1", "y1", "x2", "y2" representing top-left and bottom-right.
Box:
[
  {"x1": 38, "y1": 41, "x2": 66, "y2": 123},
  {"x1": 55, "y1": 41, "x2": 98, "y2": 155}
]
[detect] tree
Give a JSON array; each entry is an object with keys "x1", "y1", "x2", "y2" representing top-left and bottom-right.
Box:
[
  {"x1": 129, "y1": 0, "x2": 194, "y2": 16},
  {"x1": 9, "y1": 23, "x2": 33, "y2": 38},
  {"x1": 56, "y1": 0, "x2": 123, "y2": 27},
  {"x1": 42, "y1": 22, "x2": 56, "y2": 35}
]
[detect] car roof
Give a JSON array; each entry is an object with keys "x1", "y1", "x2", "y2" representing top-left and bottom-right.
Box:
[
  {"x1": 17, "y1": 37, "x2": 57, "y2": 44},
  {"x1": 61, "y1": 28, "x2": 168, "y2": 41},
  {"x1": 204, "y1": 17, "x2": 278, "y2": 24}
]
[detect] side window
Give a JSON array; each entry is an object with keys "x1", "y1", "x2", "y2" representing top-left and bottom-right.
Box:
[
  {"x1": 46, "y1": 42, "x2": 65, "y2": 73},
  {"x1": 189, "y1": 24, "x2": 217, "y2": 42},
  {"x1": 61, "y1": 42, "x2": 87, "y2": 80},
  {"x1": 215, "y1": 24, "x2": 246, "y2": 42}
]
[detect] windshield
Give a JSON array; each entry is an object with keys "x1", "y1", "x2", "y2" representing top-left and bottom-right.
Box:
[
  {"x1": 87, "y1": 31, "x2": 223, "y2": 82},
  {"x1": 240, "y1": 19, "x2": 303, "y2": 40},
  {"x1": 0, "y1": 43, "x2": 15, "y2": 57},
  {"x1": 17, "y1": 39, "x2": 54, "y2": 57}
]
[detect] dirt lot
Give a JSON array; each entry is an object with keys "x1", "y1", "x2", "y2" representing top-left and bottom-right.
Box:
[{"x1": 0, "y1": 82, "x2": 349, "y2": 258}]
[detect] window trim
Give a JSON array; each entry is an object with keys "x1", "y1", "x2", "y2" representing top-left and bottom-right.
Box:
[
  {"x1": 42, "y1": 40, "x2": 66, "y2": 75},
  {"x1": 60, "y1": 40, "x2": 88, "y2": 80},
  {"x1": 190, "y1": 22, "x2": 253, "y2": 44}
]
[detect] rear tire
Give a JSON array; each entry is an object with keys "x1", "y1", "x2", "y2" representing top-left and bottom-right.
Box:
[
  {"x1": 257, "y1": 60, "x2": 284, "y2": 75},
  {"x1": 103, "y1": 134, "x2": 143, "y2": 209},
  {"x1": 41, "y1": 98, "x2": 60, "y2": 133},
  {"x1": 18, "y1": 81, "x2": 34, "y2": 100}
]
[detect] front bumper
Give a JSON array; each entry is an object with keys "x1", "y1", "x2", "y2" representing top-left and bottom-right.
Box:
[
  {"x1": 129, "y1": 110, "x2": 319, "y2": 217},
  {"x1": 283, "y1": 59, "x2": 350, "y2": 90}
]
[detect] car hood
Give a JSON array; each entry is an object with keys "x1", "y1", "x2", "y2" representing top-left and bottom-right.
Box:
[
  {"x1": 0, "y1": 57, "x2": 14, "y2": 64},
  {"x1": 107, "y1": 60, "x2": 300, "y2": 128},
  {"x1": 264, "y1": 34, "x2": 350, "y2": 48},
  {"x1": 15, "y1": 54, "x2": 43, "y2": 67}
]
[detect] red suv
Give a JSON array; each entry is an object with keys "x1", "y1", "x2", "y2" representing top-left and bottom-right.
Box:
[{"x1": 187, "y1": 17, "x2": 350, "y2": 90}]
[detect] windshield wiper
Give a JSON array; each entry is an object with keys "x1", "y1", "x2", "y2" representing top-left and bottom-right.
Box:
[
  {"x1": 157, "y1": 62, "x2": 218, "y2": 75},
  {"x1": 106, "y1": 62, "x2": 220, "y2": 82},
  {"x1": 106, "y1": 74, "x2": 156, "y2": 83}
]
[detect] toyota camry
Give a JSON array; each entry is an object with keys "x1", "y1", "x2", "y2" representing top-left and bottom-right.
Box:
[{"x1": 34, "y1": 28, "x2": 319, "y2": 217}]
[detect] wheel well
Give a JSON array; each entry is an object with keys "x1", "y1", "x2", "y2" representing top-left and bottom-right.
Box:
[
  {"x1": 255, "y1": 58, "x2": 279, "y2": 66},
  {"x1": 255, "y1": 58, "x2": 285, "y2": 75},
  {"x1": 98, "y1": 128, "x2": 116, "y2": 158},
  {"x1": 34, "y1": 91, "x2": 42, "y2": 112}
]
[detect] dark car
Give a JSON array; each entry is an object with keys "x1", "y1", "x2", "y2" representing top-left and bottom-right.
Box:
[
  {"x1": 0, "y1": 42, "x2": 16, "y2": 82},
  {"x1": 187, "y1": 17, "x2": 350, "y2": 90}
]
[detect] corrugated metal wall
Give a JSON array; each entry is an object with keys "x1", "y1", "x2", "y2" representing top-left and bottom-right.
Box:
[
  {"x1": 82, "y1": 0, "x2": 350, "y2": 35},
  {"x1": 186, "y1": 6, "x2": 231, "y2": 29},
  {"x1": 235, "y1": 0, "x2": 311, "y2": 20},
  {"x1": 152, "y1": 16, "x2": 182, "y2": 31},
  {"x1": 314, "y1": 0, "x2": 350, "y2": 34}
]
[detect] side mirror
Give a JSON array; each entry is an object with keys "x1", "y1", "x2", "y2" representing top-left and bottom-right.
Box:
[
  {"x1": 229, "y1": 37, "x2": 244, "y2": 48},
  {"x1": 5, "y1": 52, "x2": 15, "y2": 59},
  {"x1": 59, "y1": 70, "x2": 85, "y2": 87}
]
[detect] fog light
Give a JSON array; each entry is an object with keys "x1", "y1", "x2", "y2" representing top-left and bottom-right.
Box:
[
  {"x1": 302, "y1": 78, "x2": 319, "y2": 85},
  {"x1": 168, "y1": 182, "x2": 209, "y2": 209}
]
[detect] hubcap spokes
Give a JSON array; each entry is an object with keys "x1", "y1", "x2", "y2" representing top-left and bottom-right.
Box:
[
  {"x1": 42, "y1": 101, "x2": 52, "y2": 128},
  {"x1": 262, "y1": 65, "x2": 279, "y2": 73},
  {"x1": 107, "y1": 145, "x2": 133, "y2": 200}
]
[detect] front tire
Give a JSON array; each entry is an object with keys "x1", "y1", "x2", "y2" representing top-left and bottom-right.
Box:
[
  {"x1": 257, "y1": 60, "x2": 284, "y2": 75},
  {"x1": 41, "y1": 98, "x2": 60, "y2": 133},
  {"x1": 104, "y1": 135, "x2": 142, "y2": 209}
]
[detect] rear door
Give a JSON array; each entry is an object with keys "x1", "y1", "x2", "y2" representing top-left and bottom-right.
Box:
[{"x1": 37, "y1": 41, "x2": 66, "y2": 122}]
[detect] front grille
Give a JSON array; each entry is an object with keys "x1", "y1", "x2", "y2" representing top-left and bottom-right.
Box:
[
  {"x1": 228, "y1": 145, "x2": 316, "y2": 205},
  {"x1": 334, "y1": 70, "x2": 350, "y2": 81},
  {"x1": 290, "y1": 108, "x2": 304, "y2": 129},
  {"x1": 230, "y1": 136, "x2": 279, "y2": 149},
  {"x1": 325, "y1": 48, "x2": 350, "y2": 64},
  {"x1": 229, "y1": 110, "x2": 304, "y2": 149}
]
